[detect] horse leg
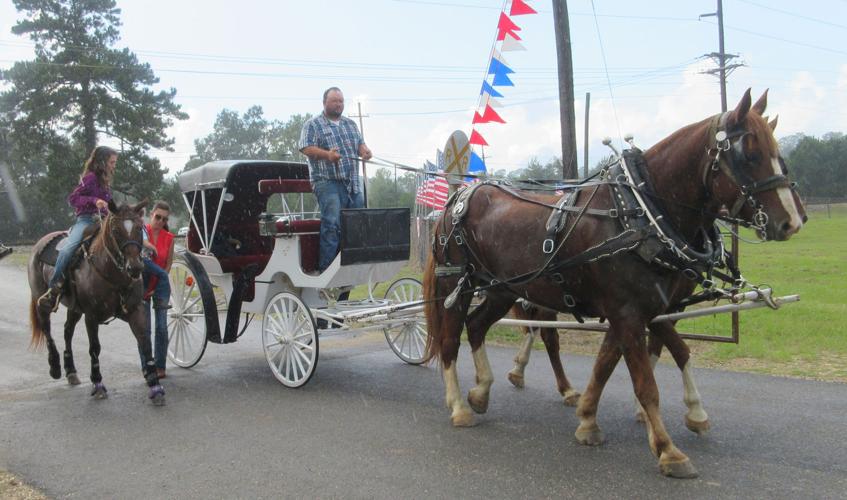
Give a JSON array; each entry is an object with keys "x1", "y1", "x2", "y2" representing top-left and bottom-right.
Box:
[
  {"x1": 539, "y1": 325, "x2": 580, "y2": 406},
  {"x1": 506, "y1": 324, "x2": 536, "y2": 389},
  {"x1": 634, "y1": 333, "x2": 662, "y2": 423},
  {"x1": 127, "y1": 305, "x2": 165, "y2": 405},
  {"x1": 619, "y1": 321, "x2": 698, "y2": 479},
  {"x1": 648, "y1": 322, "x2": 710, "y2": 434},
  {"x1": 575, "y1": 330, "x2": 622, "y2": 446},
  {"x1": 84, "y1": 315, "x2": 107, "y2": 399},
  {"x1": 465, "y1": 293, "x2": 514, "y2": 414},
  {"x1": 63, "y1": 309, "x2": 83, "y2": 385},
  {"x1": 35, "y1": 303, "x2": 62, "y2": 380}
]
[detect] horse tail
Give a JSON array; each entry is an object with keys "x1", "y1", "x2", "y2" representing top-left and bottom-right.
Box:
[
  {"x1": 422, "y1": 252, "x2": 442, "y2": 365},
  {"x1": 29, "y1": 297, "x2": 45, "y2": 350}
]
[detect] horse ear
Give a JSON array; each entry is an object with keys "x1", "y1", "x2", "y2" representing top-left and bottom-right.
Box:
[
  {"x1": 107, "y1": 199, "x2": 118, "y2": 214},
  {"x1": 752, "y1": 89, "x2": 768, "y2": 115},
  {"x1": 133, "y1": 198, "x2": 149, "y2": 215},
  {"x1": 726, "y1": 88, "x2": 752, "y2": 129},
  {"x1": 768, "y1": 115, "x2": 779, "y2": 132}
]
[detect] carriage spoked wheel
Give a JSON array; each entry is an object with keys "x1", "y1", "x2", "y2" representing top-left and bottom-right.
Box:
[
  {"x1": 166, "y1": 261, "x2": 208, "y2": 368},
  {"x1": 262, "y1": 292, "x2": 319, "y2": 388},
  {"x1": 383, "y1": 278, "x2": 428, "y2": 365}
]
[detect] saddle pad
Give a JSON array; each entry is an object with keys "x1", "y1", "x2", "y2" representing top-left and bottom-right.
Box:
[{"x1": 39, "y1": 233, "x2": 68, "y2": 267}]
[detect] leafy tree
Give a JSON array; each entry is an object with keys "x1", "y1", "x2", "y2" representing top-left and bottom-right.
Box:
[
  {"x1": 787, "y1": 134, "x2": 847, "y2": 199},
  {"x1": 508, "y1": 157, "x2": 563, "y2": 181},
  {"x1": 1, "y1": 0, "x2": 187, "y2": 239},
  {"x1": 185, "y1": 107, "x2": 312, "y2": 170}
]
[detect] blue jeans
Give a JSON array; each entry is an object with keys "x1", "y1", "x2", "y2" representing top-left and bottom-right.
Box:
[
  {"x1": 313, "y1": 180, "x2": 364, "y2": 271},
  {"x1": 50, "y1": 215, "x2": 95, "y2": 288},
  {"x1": 138, "y1": 259, "x2": 170, "y2": 370}
]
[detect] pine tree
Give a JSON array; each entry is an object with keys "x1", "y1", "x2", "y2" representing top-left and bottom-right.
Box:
[{"x1": 0, "y1": 0, "x2": 187, "y2": 225}]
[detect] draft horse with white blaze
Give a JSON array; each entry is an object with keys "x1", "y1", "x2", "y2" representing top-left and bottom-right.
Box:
[
  {"x1": 28, "y1": 200, "x2": 165, "y2": 404},
  {"x1": 423, "y1": 89, "x2": 805, "y2": 478}
]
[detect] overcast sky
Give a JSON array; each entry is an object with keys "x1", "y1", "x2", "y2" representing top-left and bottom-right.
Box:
[{"x1": 1, "y1": 0, "x2": 845, "y2": 176}]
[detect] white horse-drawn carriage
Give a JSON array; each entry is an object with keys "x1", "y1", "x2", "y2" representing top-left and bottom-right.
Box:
[{"x1": 167, "y1": 160, "x2": 427, "y2": 387}]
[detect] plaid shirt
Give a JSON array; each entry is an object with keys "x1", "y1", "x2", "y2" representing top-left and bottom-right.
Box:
[{"x1": 298, "y1": 113, "x2": 364, "y2": 192}]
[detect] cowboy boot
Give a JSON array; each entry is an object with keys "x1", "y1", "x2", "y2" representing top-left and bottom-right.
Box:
[{"x1": 37, "y1": 283, "x2": 63, "y2": 313}]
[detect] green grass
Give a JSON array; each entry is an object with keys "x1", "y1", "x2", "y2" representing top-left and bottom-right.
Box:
[{"x1": 681, "y1": 209, "x2": 847, "y2": 377}]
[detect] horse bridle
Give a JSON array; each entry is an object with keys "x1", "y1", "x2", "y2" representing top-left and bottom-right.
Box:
[
  {"x1": 102, "y1": 214, "x2": 144, "y2": 277},
  {"x1": 704, "y1": 111, "x2": 795, "y2": 237}
]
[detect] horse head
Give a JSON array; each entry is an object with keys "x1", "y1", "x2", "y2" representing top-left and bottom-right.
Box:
[
  {"x1": 105, "y1": 199, "x2": 148, "y2": 279},
  {"x1": 707, "y1": 89, "x2": 805, "y2": 241}
]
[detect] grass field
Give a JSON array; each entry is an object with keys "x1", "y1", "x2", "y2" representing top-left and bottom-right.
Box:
[{"x1": 5, "y1": 205, "x2": 844, "y2": 381}]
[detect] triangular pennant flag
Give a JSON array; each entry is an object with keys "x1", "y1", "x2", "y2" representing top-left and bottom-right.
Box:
[
  {"x1": 496, "y1": 12, "x2": 522, "y2": 41},
  {"x1": 488, "y1": 58, "x2": 515, "y2": 75},
  {"x1": 480, "y1": 104, "x2": 506, "y2": 124},
  {"x1": 480, "y1": 80, "x2": 504, "y2": 98},
  {"x1": 492, "y1": 49, "x2": 509, "y2": 66},
  {"x1": 469, "y1": 129, "x2": 488, "y2": 146},
  {"x1": 491, "y1": 72, "x2": 515, "y2": 86},
  {"x1": 497, "y1": 28, "x2": 522, "y2": 41},
  {"x1": 471, "y1": 111, "x2": 485, "y2": 124},
  {"x1": 486, "y1": 97, "x2": 504, "y2": 108},
  {"x1": 501, "y1": 32, "x2": 526, "y2": 51},
  {"x1": 497, "y1": 12, "x2": 521, "y2": 33},
  {"x1": 510, "y1": 0, "x2": 537, "y2": 16},
  {"x1": 468, "y1": 152, "x2": 487, "y2": 173}
]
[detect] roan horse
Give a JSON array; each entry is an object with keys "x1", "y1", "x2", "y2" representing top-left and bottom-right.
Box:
[
  {"x1": 423, "y1": 89, "x2": 804, "y2": 478},
  {"x1": 28, "y1": 200, "x2": 165, "y2": 404}
]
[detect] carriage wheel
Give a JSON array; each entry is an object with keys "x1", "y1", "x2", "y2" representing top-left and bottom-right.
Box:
[
  {"x1": 383, "y1": 278, "x2": 428, "y2": 365},
  {"x1": 262, "y1": 292, "x2": 319, "y2": 388},
  {"x1": 167, "y1": 261, "x2": 208, "y2": 368}
]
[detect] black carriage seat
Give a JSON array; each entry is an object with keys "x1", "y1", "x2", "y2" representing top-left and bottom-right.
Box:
[{"x1": 258, "y1": 178, "x2": 321, "y2": 273}]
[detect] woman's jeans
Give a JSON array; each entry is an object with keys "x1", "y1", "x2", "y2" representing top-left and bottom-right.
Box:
[
  {"x1": 313, "y1": 180, "x2": 364, "y2": 271},
  {"x1": 137, "y1": 259, "x2": 170, "y2": 370},
  {"x1": 49, "y1": 215, "x2": 95, "y2": 288}
]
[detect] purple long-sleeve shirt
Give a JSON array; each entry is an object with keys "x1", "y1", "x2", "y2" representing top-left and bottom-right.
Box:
[{"x1": 67, "y1": 172, "x2": 112, "y2": 217}]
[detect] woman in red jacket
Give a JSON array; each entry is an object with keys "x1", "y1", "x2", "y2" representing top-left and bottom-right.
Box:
[{"x1": 140, "y1": 200, "x2": 175, "y2": 379}]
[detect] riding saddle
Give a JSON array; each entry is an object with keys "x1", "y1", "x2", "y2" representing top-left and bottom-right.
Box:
[{"x1": 38, "y1": 224, "x2": 102, "y2": 269}]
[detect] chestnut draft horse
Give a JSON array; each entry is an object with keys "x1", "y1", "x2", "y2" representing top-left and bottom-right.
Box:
[
  {"x1": 423, "y1": 90, "x2": 805, "y2": 478},
  {"x1": 28, "y1": 200, "x2": 165, "y2": 404}
]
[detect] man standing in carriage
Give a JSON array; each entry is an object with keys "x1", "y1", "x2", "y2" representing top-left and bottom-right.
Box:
[{"x1": 299, "y1": 86, "x2": 373, "y2": 273}]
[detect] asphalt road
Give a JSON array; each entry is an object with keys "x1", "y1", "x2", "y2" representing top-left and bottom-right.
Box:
[{"x1": 1, "y1": 263, "x2": 845, "y2": 499}]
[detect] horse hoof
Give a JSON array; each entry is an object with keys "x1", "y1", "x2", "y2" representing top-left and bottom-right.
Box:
[
  {"x1": 149, "y1": 385, "x2": 166, "y2": 406},
  {"x1": 467, "y1": 389, "x2": 489, "y2": 414},
  {"x1": 49, "y1": 366, "x2": 61, "y2": 380},
  {"x1": 685, "y1": 415, "x2": 711, "y2": 435},
  {"x1": 562, "y1": 389, "x2": 580, "y2": 407},
  {"x1": 575, "y1": 425, "x2": 605, "y2": 446},
  {"x1": 66, "y1": 373, "x2": 81, "y2": 385},
  {"x1": 451, "y1": 409, "x2": 476, "y2": 427},
  {"x1": 659, "y1": 458, "x2": 699, "y2": 479},
  {"x1": 90, "y1": 383, "x2": 108, "y2": 399},
  {"x1": 507, "y1": 371, "x2": 524, "y2": 388}
]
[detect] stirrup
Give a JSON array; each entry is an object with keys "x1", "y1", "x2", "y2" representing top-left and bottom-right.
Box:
[{"x1": 38, "y1": 287, "x2": 61, "y2": 313}]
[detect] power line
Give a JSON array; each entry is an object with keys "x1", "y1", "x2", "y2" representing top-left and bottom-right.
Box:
[{"x1": 735, "y1": 0, "x2": 847, "y2": 31}]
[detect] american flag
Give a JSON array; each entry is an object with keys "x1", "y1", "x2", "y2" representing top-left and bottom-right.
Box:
[{"x1": 415, "y1": 176, "x2": 449, "y2": 209}]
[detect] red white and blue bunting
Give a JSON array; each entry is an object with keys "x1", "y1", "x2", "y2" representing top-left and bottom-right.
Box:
[{"x1": 468, "y1": 0, "x2": 537, "y2": 174}]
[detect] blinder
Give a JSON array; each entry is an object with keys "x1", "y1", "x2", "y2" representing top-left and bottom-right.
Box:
[{"x1": 707, "y1": 112, "x2": 792, "y2": 236}]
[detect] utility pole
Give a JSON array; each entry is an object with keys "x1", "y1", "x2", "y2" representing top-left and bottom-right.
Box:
[
  {"x1": 701, "y1": 0, "x2": 743, "y2": 343},
  {"x1": 583, "y1": 91, "x2": 590, "y2": 178},
  {"x1": 700, "y1": 0, "x2": 743, "y2": 113},
  {"x1": 350, "y1": 101, "x2": 370, "y2": 207},
  {"x1": 552, "y1": 0, "x2": 578, "y2": 180}
]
